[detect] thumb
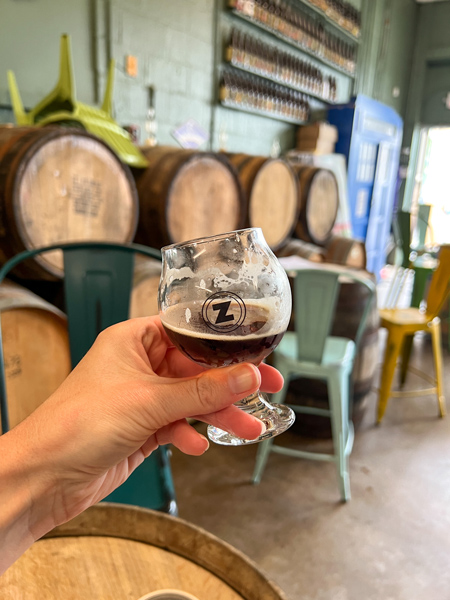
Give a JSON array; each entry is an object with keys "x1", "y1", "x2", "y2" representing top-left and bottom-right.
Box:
[{"x1": 152, "y1": 363, "x2": 265, "y2": 439}]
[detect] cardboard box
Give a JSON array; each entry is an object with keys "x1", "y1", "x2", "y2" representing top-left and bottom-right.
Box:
[
  {"x1": 296, "y1": 123, "x2": 338, "y2": 153},
  {"x1": 296, "y1": 137, "x2": 336, "y2": 155}
]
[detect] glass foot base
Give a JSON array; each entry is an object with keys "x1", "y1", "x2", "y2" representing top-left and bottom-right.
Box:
[{"x1": 207, "y1": 398, "x2": 295, "y2": 446}]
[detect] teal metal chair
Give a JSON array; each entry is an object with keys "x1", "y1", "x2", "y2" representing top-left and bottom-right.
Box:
[
  {"x1": 0, "y1": 241, "x2": 177, "y2": 514},
  {"x1": 252, "y1": 268, "x2": 376, "y2": 501}
]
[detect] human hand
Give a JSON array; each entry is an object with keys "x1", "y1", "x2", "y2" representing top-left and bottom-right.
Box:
[{"x1": 1, "y1": 316, "x2": 283, "y2": 558}]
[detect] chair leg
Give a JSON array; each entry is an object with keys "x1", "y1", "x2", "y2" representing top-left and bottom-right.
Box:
[
  {"x1": 252, "y1": 371, "x2": 290, "y2": 484},
  {"x1": 377, "y1": 327, "x2": 404, "y2": 424},
  {"x1": 399, "y1": 334, "x2": 414, "y2": 387},
  {"x1": 252, "y1": 437, "x2": 274, "y2": 484},
  {"x1": 430, "y1": 320, "x2": 446, "y2": 418},
  {"x1": 448, "y1": 295, "x2": 450, "y2": 353},
  {"x1": 327, "y1": 371, "x2": 351, "y2": 502}
]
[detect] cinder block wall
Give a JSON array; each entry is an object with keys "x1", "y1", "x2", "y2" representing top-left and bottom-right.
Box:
[
  {"x1": 0, "y1": 0, "x2": 306, "y2": 154},
  {"x1": 1, "y1": 0, "x2": 295, "y2": 153},
  {"x1": 108, "y1": 0, "x2": 216, "y2": 147}
]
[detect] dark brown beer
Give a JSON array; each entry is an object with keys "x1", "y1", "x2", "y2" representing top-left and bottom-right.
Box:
[{"x1": 161, "y1": 302, "x2": 285, "y2": 368}]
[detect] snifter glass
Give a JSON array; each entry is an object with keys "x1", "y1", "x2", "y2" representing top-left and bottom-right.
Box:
[{"x1": 158, "y1": 227, "x2": 295, "y2": 446}]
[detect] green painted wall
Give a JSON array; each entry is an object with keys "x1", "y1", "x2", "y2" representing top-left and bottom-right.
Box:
[
  {"x1": 0, "y1": 0, "x2": 362, "y2": 155},
  {"x1": 404, "y1": 1, "x2": 450, "y2": 142},
  {"x1": 400, "y1": 1, "x2": 450, "y2": 210},
  {"x1": 1, "y1": 0, "x2": 95, "y2": 107},
  {"x1": 5, "y1": 0, "x2": 441, "y2": 157},
  {"x1": 106, "y1": 0, "x2": 216, "y2": 147},
  {"x1": 0, "y1": 0, "x2": 297, "y2": 153},
  {"x1": 356, "y1": 0, "x2": 417, "y2": 121}
]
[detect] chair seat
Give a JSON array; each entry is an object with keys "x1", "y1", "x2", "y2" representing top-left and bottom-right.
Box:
[
  {"x1": 411, "y1": 254, "x2": 439, "y2": 269},
  {"x1": 379, "y1": 307, "x2": 432, "y2": 327},
  {"x1": 276, "y1": 332, "x2": 355, "y2": 368}
]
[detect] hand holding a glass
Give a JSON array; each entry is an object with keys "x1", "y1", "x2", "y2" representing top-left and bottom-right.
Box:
[{"x1": 159, "y1": 228, "x2": 295, "y2": 445}]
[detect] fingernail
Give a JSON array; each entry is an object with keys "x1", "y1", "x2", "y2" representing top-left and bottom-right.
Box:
[
  {"x1": 200, "y1": 435, "x2": 210, "y2": 453},
  {"x1": 228, "y1": 364, "x2": 259, "y2": 395},
  {"x1": 257, "y1": 419, "x2": 266, "y2": 434},
  {"x1": 247, "y1": 418, "x2": 266, "y2": 441}
]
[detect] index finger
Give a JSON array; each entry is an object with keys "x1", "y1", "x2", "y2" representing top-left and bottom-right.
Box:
[{"x1": 151, "y1": 316, "x2": 284, "y2": 392}]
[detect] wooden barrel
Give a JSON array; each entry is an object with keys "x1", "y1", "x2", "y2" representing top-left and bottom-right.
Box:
[
  {"x1": 130, "y1": 256, "x2": 162, "y2": 318},
  {"x1": 286, "y1": 272, "x2": 379, "y2": 438},
  {"x1": 0, "y1": 126, "x2": 139, "y2": 279},
  {"x1": 325, "y1": 235, "x2": 367, "y2": 269},
  {"x1": 3, "y1": 504, "x2": 288, "y2": 600},
  {"x1": 291, "y1": 165, "x2": 339, "y2": 246},
  {"x1": 276, "y1": 238, "x2": 326, "y2": 263},
  {"x1": 0, "y1": 281, "x2": 71, "y2": 432},
  {"x1": 134, "y1": 146, "x2": 245, "y2": 248},
  {"x1": 224, "y1": 154, "x2": 299, "y2": 251}
]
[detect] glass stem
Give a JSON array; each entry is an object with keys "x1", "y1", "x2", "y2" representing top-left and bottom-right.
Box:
[{"x1": 235, "y1": 391, "x2": 278, "y2": 430}]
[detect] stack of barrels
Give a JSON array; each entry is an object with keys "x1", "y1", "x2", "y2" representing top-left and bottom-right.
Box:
[
  {"x1": 131, "y1": 146, "x2": 365, "y2": 270},
  {"x1": 0, "y1": 126, "x2": 376, "y2": 438}
]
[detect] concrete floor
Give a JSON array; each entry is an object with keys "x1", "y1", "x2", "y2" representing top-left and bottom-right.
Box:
[{"x1": 171, "y1": 325, "x2": 450, "y2": 599}]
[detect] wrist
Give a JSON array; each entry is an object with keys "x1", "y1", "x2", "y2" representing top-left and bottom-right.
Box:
[{"x1": 0, "y1": 420, "x2": 59, "y2": 574}]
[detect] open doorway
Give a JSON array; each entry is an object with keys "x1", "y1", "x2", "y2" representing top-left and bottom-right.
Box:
[{"x1": 410, "y1": 126, "x2": 450, "y2": 248}]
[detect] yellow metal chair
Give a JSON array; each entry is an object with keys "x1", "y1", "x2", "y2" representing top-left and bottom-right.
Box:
[{"x1": 377, "y1": 244, "x2": 450, "y2": 423}]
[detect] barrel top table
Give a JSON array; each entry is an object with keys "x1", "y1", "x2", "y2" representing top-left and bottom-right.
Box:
[
  {"x1": 278, "y1": 254, "x2": 372, "y2": 280},
  {"x1": 2, "y1": 504, "x2": 288, "y2": 600}
]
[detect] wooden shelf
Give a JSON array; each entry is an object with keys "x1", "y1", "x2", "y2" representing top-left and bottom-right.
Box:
[
  {"x1": 229, "y1": 10, "x2": 356, "y2": 79},
  {"x1": 220, "y1": 99, "x2": 309, "y2": 125},
  {"x1": 225, "y1": 58, "x2": 339, "y2": 105}
]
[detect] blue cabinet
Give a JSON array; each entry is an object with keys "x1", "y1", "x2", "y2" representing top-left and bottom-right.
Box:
[{"x1": 328, "y1": 95, "x2": 403, "y2": 278}]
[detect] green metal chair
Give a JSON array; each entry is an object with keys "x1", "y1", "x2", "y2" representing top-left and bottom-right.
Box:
[
  {"x1": 0, "y1": 241, "x2": 177, "y2": 514},
  {"x1": 385, "y1": 209, "x2": 438, "y2": 310},
  {"x1": 252, "y1": 268, "x2": 376, "y2": 501}
]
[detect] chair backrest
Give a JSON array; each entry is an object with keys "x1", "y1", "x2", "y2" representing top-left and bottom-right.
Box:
[
  {"x1": 397, "y1": 211, "x2": 412, "y2": 268},
  {"x1": 417, "y1": 204, "x2": 432, "y2": 248},
  {"x1": 292, "y1": 267, "x2": 376, "y2": 364},
  {"x1": 389, "y1": 214, "x2": 404, "y2": 267},
  {"x1": 0, "y1": 241, "x2": 161, "y2": 433},
  {"x1": 426, "y1": 244, "x2": 450, "y2": 319}
]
